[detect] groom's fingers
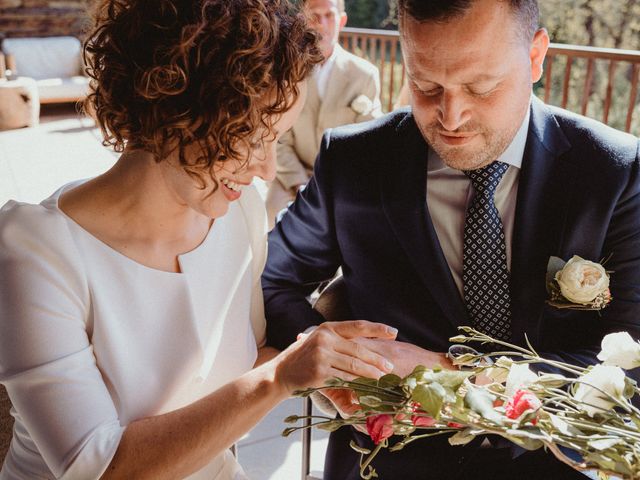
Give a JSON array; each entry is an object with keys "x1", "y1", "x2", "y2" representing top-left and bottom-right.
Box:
[{"x1": 325, "y1": 320, "x2": 398, "y2": 340}]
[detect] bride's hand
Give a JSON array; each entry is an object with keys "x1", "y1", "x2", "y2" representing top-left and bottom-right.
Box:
[{"x1": 273, "y1": 321, "x2": 397, "y2": 395}]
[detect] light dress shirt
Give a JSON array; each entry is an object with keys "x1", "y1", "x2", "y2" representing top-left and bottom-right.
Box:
[
  {"x1": 426, "y1": 105, "x2": 531, "y2": 296},
  {"x1": 0, "y1": 180, "x2": 268, "y2": 480},
  {"x1": 314, "y1": 46, "x2": 338, "y2": 100}
]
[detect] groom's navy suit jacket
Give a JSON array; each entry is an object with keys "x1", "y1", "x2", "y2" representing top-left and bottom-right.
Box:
[{"x1": 263, "y1": 97, "x2": 640, "y2": 479}]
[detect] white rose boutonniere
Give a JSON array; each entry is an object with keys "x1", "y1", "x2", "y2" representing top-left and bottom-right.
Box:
[
  {"x1": 546, "y1": 255, "x2": 611, "y2": 310},
  {"x1": 597, "y1": 331, "x2": 640, "y2": 370},
  {"x1": 350, "y1": 94, "x2": 373, "y2": 116}
]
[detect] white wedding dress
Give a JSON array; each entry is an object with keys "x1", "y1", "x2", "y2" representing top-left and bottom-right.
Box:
[{"x1": 0, "y1": 180, "x2": 268, "y2": 479}]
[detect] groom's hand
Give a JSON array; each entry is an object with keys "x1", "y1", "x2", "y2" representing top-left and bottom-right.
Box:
[
  {"x1": 321, "y1": 388, "x2": 369, "y2": 434},
  {"x1": 354, "y1": 338, "x2": 455, "y2": 377}
]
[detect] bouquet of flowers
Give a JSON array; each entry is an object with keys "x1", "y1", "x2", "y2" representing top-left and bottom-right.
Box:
[{"x1": 283, "y1": 327, "x2": 640, "y2": 480}]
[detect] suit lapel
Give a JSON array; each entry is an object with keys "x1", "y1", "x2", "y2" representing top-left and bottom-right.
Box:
[
  {"x1": 510, "y1": 98, "x2": 573, "y2": 346},
  {"x1": 381, "y1": 113, "x2": 468, "y2": 328}
]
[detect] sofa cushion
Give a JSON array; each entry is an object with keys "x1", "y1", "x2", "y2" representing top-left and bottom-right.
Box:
[
  {"x1": 2, "y1": 36, "x2": 83, "y2": 80},
  {"x1": 37, "y1": 76, "x2": 90, "y2": 102}
]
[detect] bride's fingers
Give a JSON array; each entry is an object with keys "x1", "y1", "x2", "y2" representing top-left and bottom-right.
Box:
[
  {"x1": 328, "y1": 351, "x2": 388, "y2": 379},
  {"x1": 332, "y1": 337, "x2": 394, "y2": 374},
  {"x1": 328, "y1": 368, "x2": 357, "y2": 382}
]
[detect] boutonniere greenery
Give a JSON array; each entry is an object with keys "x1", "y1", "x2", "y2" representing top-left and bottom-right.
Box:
[{"x1": 546, "y1": 255, "x2": 612, "y2": 310}]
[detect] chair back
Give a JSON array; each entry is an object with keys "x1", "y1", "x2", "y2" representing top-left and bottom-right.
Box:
[
  {"x1": 302, "y1": 275, "x2": 351, "y2": 480},
  {"x1": 0, "y1": 384, "x2": 13, "y2": 466}
]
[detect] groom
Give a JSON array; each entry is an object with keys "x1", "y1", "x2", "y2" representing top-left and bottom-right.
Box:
[{"x1": 263, "y1": 0, "x2": 640, "y2": 478}]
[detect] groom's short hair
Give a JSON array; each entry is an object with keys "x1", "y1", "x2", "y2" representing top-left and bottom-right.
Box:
[
  {"x1": 398, "y1": 0, "x2": 539, "y2": 43},
  {"x1": 301, "y1": 0, "x2": 346, "y2": 13}
]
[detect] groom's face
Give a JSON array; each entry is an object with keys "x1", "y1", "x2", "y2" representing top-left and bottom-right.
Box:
[{"x1": 401, "y1": 0, "x2": 548, "y2": 171}]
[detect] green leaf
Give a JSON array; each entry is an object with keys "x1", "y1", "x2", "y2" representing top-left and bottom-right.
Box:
[
  {"x1": 448, "y1": 428, "x2": 477, "y2": 446},
  {"x1": 585, "y1": 451, "x2": 634, "y2": 477},
  {"x1": 503, "y1": 429, "x2": 545, "y2": 450},
  {"x1": 411, "y1": 383, "x2": 446, "y2": 419},
  {"x1": 464, "y1": 386, "x2": 503, "y2": 425},
  {"x1": 359, "y1": 395, "x2": 383, "y2": 407},
  {"x1": 584, "y1": 452, "x2": 618, "y2": 472},
  {"x1": 292, "y1": 389, "x2": 314, "y2": 397},
  {"x1": 430, "y1": 370, "x2": 473, "y2": 390},
  {"x1": 409, "y1": 365, "x2": 428, "y2": 376},
  {"x1": 325, "y1": 377, "x2": 344, "y2": 387},
  {"x1": 317, "y1": 421, "x2": 344, "y2": 432},
  {"x1": 352, "y1": 377, "x2": 378, "y2": 387},
  {"x1": 349, "y1": 440, "x2": 371, "y2": 455},
  {"x1": 546, "y1": 256, "x2": 566, "y2": 293},
  {"x1": 547, "y1": 414, "x2": 582, "y2": 436},
  {"x1": 589, "y1": 438, "x2": 621, "y2": 451},
  {"x1": 535, "y1": 373, "x2": 570, "y2": 389},
  {"x1": 623, "y1": 377, "x2": 637, "y2": 400},
  {"x1": 378, "y1": 374, "x2": 402, "y2": 389}
]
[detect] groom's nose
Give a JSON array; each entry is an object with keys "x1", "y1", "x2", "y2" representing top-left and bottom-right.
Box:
[{"x1": 438, "y1": 91, "x2": 471, "y2": 132}]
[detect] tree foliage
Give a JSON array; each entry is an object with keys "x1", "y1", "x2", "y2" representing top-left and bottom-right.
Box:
[{"x1": 347, "y1": 0, "x2": 640, "y2": 50}]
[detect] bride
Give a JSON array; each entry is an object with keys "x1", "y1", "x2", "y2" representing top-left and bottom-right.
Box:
[{"x1": 0, "y1": 1, "x2": 396, "y2": 479}]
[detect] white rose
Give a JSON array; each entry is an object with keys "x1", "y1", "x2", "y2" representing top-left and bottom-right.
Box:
[
  {"x1": 554, "y1": 255, "x2": 609, "y2": 305},
  {"x1": 597, "y1": 332, "x2": 640, "y2": 370},
  {"x1": 573, "y1": 365, "x2": 626, "y2": 417},
  {"x1": 505, "y1": 363, "x2": 538, "y2": 397},
  {"x1": 350, "y1": 94, "x2": 373, "y2": 115}
]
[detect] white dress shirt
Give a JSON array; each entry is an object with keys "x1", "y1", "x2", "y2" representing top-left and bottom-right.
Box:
[
  {"x1": 313, "y1": 46, "x2": 338, "y2": 100},
  {"x1": 426, "y1": 106, "x2": 531, "y2": 296},
  {"x1": 0, "y1": 181, "x2": 268, "y2": 480}
]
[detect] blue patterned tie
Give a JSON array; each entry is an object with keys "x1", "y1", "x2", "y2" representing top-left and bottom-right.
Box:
[{"x1": 462, "y1": 161, "x2": 512, "y2": 341}]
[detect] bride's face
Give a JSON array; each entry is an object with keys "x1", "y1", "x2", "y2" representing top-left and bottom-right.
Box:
[{"x1": 162, "y1": 84, "x2": 307, "y2": 219}]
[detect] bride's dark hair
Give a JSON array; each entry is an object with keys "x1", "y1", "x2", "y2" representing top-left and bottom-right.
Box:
[{"x1": 83, "y1": 0, "x2": 322, "y2": 186}]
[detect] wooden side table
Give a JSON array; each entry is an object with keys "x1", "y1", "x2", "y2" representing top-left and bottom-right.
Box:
[{"x1": 0, "y1": 77, "x2": 40, "y2": 131}]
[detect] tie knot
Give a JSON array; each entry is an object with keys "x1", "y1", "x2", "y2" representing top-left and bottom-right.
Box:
[{"x1": 464, "y1": 161, "x2": 509, "y2": 195}]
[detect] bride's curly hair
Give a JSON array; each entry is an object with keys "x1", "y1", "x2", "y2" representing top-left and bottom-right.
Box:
[{"x1": 83, "y1": 0, "x2": 321, "y2": 184}]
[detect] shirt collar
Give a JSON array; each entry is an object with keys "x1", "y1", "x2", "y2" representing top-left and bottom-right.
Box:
[
  {"x1": 427, "y1": 98, "x2": 531, "y2": 173},
  {"x1": 315, "y1": 45, "x2": 339, "y2": 76}
]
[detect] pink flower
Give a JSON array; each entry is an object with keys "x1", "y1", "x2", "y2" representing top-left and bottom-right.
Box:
[
  {"x1": 366, "y1": 414, "x2": 394, "y2": 445},
  {"x1": 409, "y1": 404, "x2": 436, "y2": 427},
  {"x1": 505, "y1": 389, "x2": 542, "y2": 422},
  {"x1": 412, "y1": 414, "x2": 437, "y2": 427}
]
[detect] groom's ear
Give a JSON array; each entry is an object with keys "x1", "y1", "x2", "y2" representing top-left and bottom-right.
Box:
[{"x1": 530, "y1": 28, "x2": 550, "y2": 84}]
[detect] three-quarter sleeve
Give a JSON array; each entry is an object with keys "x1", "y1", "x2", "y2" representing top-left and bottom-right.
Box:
[
  {"x1": 0, "y1": 202, "x2": 125, "y2": 479},
  {"x1": 238, "y1": 187, "x2": 267, "y2": 348}
]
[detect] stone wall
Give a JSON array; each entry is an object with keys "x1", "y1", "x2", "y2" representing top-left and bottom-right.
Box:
[{"x1": 0, "y1": 0, "x2": 91, "y2": 40}]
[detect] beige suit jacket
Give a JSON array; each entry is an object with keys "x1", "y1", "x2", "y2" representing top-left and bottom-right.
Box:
[{"x1": 276, "y1": 45, "x2": 382, "y2": 190}]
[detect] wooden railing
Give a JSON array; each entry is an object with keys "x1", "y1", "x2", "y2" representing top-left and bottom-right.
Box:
[{"x1": 340, "y1": 27, "x2": 640, "y2": 135}]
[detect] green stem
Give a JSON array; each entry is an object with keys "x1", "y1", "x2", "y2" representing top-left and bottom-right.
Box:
[
  {"x1": 359, "y1": 439, "x2": 386, "y2": 479},
  {"x1": 562, "y1": 418, "x2": 640, "y2": 440}
]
